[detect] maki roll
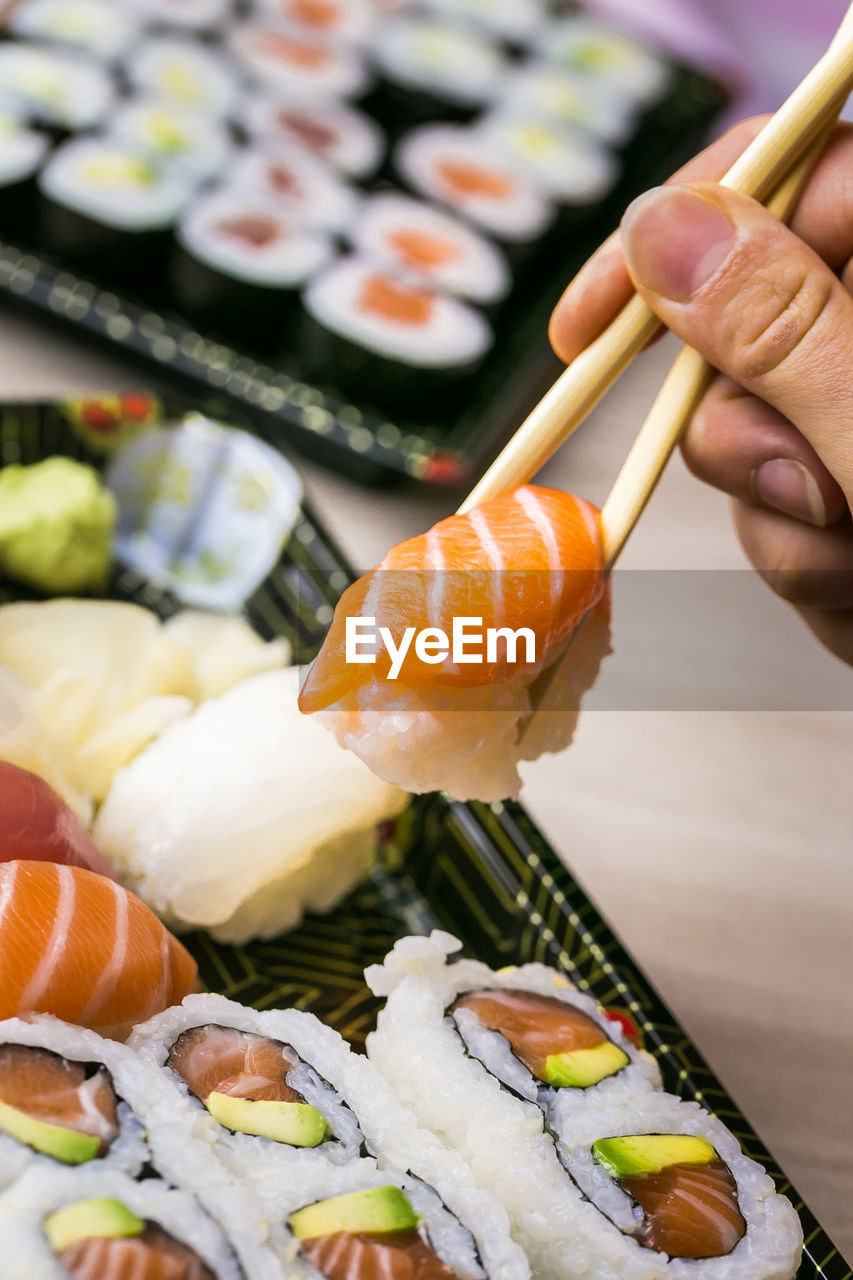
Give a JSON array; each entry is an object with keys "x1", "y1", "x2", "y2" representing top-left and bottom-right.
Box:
[
  {"x1": 417, "y1": 0, "x2": 547, "y2": 46},
  {"x1": 230, "y1": 142, "x2": 359, "y2": 234},
  {"x1": 502, "y1": 61, "x2": 636, "y2": 147},
  {"x1": 124, "y1": 36, "x2": 241, "y2": 117},
  {"x1": 125, "y1": 0, "x2": 235, "y2": 33},
  {"x1": 302, "y1": 254, "x2": 493, "y2": 415},
  {"x1": 173, "y1": 186, "x2": 333, "y2": 345},
  {"x1": 0, "y1": 1166, "x2": 282, "y2": 1280},
  {"x1": 0, "y1": 110, "x2": 49, "y2": 239},
  {"x1": 7, "y1": 0, "x2": 138, "y2": 62},
  {"x1": 395, "y1": 124, "x2": 555, "y2": 253},
  {"x1": 107, "y1": 97, "x2": 233, "y2": 181},
  {"x1": 250, "y1": 0, "x2": 376, "y2": 44},
  {"x1": 227, "y1": 22, "x2": 371, "y2": 101},
  {"x1": 0, "y1": 43, "x2": 114, "y2": 131},
  {"x1": 38, "y1": 137, "x2": 192, "y2": 277},
  {"x1": 352, "y1": 192, "x2": 511, "y2": 309},
  {"x1": 371, "y1": 15, "x2": 507, "y2": 129},
  {"x1": 532, "y1": 16, "x2": 672, "y2": 109},
  {"x1": 477, "y1": 110, "x2": 618, "y2": 206},
  {"x1": 240, "y1": 94, "x2": 384, "y2": 179}
]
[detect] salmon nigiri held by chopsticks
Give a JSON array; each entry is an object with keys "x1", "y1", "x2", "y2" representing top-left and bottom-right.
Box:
[{"x1": 298, "y1": 485, "x2": 611, "y2": 801}]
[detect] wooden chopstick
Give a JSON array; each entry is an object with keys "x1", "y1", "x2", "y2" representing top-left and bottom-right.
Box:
[{"x1": 458, "y1": 0, "x2": 853, "y2": 515}]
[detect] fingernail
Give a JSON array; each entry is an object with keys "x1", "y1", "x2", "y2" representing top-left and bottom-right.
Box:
[
  {"x1": 752, "y1": 459, "x2": 827, "y2": 526},
  {"x1": 621, "y1": 186, "x2": 736, "y2": 301}
]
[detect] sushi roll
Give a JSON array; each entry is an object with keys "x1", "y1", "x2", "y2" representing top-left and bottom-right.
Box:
[
  {"x1": 124, "y1": 36, "x2": 241, "y2": 117},
  {"x1": 7, "y1": 0, "x2": 139, "y2": 62},
  {"x1": 302, "y1": 254, "x2": 493, "y2": 415},
  {"x1": 0, "y1": 110, "x2": 49, "y2": 239},
  {"x1": 125, "y1": 0, "x2": 235, "y2": 33},
  {"x1": 107, "y1": 97, "x2": 233, "y2": 181},
  {"x1": 0, "y1": 1166, "x2": 282, "y2": 1280},
  {"x1": 532, "y1": 16, "x2": 672, "y2": 109},
  {"x1": 351, "y1": 192, "x2": 511, "y2": 309},
  {"x1": 229, "y1": 142, "x2": 359, "y2": 234},
  {"x1": 227, "y1": 21, "x2": 371, "y2": 101},
  {"x1": 0, "y1": 43, "x2": 115, "y2": 132},
  {"x1": 240, "y1": 94, "x2": 384, "y2": 179},
  {"x1": 502, "y1": 61, "x2": 636, "y2": 147},
  {"x1": 416, "y1": 0, "x2": 547, "y2": 46},
  {"x1": 172, "y1": 186, "x2": 334, "y2": 345},
  {"x1": 250, "y1": 0, "x2": 376, "y2": 44},
  {"x1": 476, "y1": 110, "x2": 619, "y2": 206},
  {"x1": 38, "y1": 136, "x2": 192, "y2": 278},
  {"x1": 371, "y1": 15, "x2": 507, "y2": 129},
  {"x1": 395, "y1": 124, "x2": 555, "y2": 253}
]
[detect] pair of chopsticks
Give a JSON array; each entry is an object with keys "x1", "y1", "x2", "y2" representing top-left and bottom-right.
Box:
[{"x1": 454, "y1": 3, "x2": 853, "y2": 730}]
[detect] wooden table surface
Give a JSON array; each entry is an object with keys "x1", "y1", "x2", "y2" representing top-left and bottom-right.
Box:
[{"x1": 0, "y1": 304, "x2": 850, "y2": 1259}]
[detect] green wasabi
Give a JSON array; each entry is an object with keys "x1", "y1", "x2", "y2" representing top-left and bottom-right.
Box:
[{"x1": 0, "y1": 458, "x2": 116, "y2": 594}]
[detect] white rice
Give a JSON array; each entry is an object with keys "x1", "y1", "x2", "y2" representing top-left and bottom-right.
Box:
[
  {"x1": 352, "y1": 192, "x2": 511, "y2": 305},
  {"x1": 373, "y1": 16, "x2": 507, "y2": 108},
  {"x1": 303, "y1": 254, "x2": 493, "y2": 369},
  {"x1": 228, "y1": 21, "x2": 370, "y2": 100},
  {"x1": 93, "y1": 668, "x2": 407, "y2": 945},
  {"x1": 0, "y1": 43, "x2": 114, "y2": 130},
  {"x1": 230, "y1": 142, "x2": 359, "y2": 234},
  {"x1": 177, "y1": 186, "x2": 333, "y2": 287},
  {"x1": 8, "y1": 0, "x2": 138, "y2": 61},
  {"x1": 107, "y1": 96, "x2": 233, "y2": 180},
  {"x1": 532, "y1": 17, "x2": 672, "y2": 108},
  {"x1": 125, "y1": 36, "x2": 241, "y2": 116},
  {"x1": 502, "y1": 61, "x2": 637, "y2": 146},
  {"x1": 396, "y1": 124, "x2": 555, "y2": 243},
  {"x1": 126, "y1": 0, "x2": 233, "y2": 30},
  {"x1": 476, "y1": 110, "x2": 619, "y2": 205},
  {"x1": 240, "y1": 94, "x2": 384, "y2": 178},
  {"x1": 0, "y1": 115, "x2": 49, "y2": 189},
  {"x1": 416, "y1": 0, "x2": 547, "y2": 45},
  {"x1": 38, "y1": 138, "x2": 192, "y2": 232}
]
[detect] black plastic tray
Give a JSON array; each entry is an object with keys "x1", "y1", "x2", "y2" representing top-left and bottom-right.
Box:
[{"x1": 0, "y1": 395, "x2": 847, "y2": 1278}]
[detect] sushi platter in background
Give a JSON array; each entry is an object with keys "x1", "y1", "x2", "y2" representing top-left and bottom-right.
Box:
[
  {"x1": 0, "y1": 394, "x2": 847, "y2": 1280},
  {"x1": 0, "y1": 0, "x2": 725, "y2": 485}
]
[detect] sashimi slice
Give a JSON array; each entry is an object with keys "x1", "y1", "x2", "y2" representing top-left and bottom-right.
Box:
[
  {"x1": 0, "y1": 762, "x2": 115, "y2": 877},
  {"x1": 0, "y1": 1044, "x2": 119, "y2": 1151},
  {"x1": 58, "y1": 1225, "x2": 216, "y2": 1280},
  {"x1": 301, "y1": 1229, "x2": 456, "y2": 1280},
  {"x1": 453, "y1": 989, "x2": 606, "y2": 1079},
  {"x1": 623, "y1": 1160, "x2": 746, "y2": 1258},
  {"x1": 167, "y1": 1025, "x2": 303, "y2": 1104}
]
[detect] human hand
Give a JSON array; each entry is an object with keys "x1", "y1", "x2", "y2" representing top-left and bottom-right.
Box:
[{"x1": 550, "y1": 118, "x2": 853, "y2": 665}]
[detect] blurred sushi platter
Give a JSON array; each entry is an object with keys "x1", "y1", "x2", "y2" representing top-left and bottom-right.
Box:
[
  {"x1": 0, "y1": 0, "x2": 725, "y2": 484},
  {"x1": 0, "y1": 395, "x2": 847, "y2": 1280}
]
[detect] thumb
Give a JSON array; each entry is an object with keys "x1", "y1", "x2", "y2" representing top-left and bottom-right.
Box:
[{"x1": 620, "y1": 181, "x2": 853, "y2": 504}]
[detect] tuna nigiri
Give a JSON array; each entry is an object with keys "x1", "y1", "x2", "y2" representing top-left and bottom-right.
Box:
[
  {"x1": 298, "y1": 485, "x2": 611, "y2": 801},
  {"x1": 0, "y1": 762, "x2": 115, "y2": 878},
  {"x1": 0, "y1": 861, "x2": 198, "y2": 1039}
]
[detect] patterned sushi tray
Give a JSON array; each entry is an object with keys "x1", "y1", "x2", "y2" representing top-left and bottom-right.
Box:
[
  {"x1": 0, "y1": 1, "x2": 726, "y2": 486},
  {"x1": 0, "y1": 393, "x2": 847, "y2": 1278}
]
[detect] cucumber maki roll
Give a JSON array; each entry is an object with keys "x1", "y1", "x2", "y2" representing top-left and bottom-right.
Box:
[
  {"x1": 417, "y1": 0, "x2": 547, "y2": 46},
  {"x1": 532, "y1": 16, "x2": 672, "y2": 109},
  {"x1": 352, "y1": 192, "x2": 511, "y2": 308},
  {"x1": 230, "y1": 142, "x2": 359, "y2": 234},
  {"x1": 302, "y1": 254, "x2": 493, "y2": 415},
  {"x1": 476, "y1": 110, "x2": 618, "y2": 206},
  {"x1": 108, "y1": 97, "x2": 233, "y2": 181},
  {"x1": 7, "y1": 0, "x2": 138, "y2": 62},
  {"x1": 0, "y1": 43, "x2": 115, "y2": 131},
  {"x1": 124, "y1": 36, "x2": 241, "y2": 117},
  {"x1": 240, "y1": 94, "x2": 384, "y2": 179},
  {"x1": 38, "y1": 136, "x2": 192, "y2": 277},
  {"x1": 0, "y1": 110, "x2": 50, "y2": 239},
  {"x1": 0, "y1": 1166, "x2": 282, "y2": 1280},
  {"x1": 227, "y1": 21, "x2": 371, "y2": 101},
  {"x1": 126, "y1": 0, "x2": 235, "y2": 33},
  {"x1": 173, "y1": 186, "x2": 333, "y2": 345},
  {"x1": 395, "y1": 124, "x2": 555, "y2": 252},
  {"x1": 250, "y1": 0, "x2": 377, "y2": 44},
  {"x1": 502, "y1": 61, "x2": 636, "y2": 147}
]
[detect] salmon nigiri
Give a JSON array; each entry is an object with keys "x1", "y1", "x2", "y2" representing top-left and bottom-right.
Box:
[
  {"x1": 298, "y1": 485, "x2": 611, "y2": 802},
  {"x1": 0, "y1": 861, "x2": 198, "y2": 1040}
]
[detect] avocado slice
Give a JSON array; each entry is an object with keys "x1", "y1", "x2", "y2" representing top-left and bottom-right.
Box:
[
  {"x1": 289, "y1": 1187, "x2": 419, "y2": 1241},
  {"x1": 0, "y1": 1098, "x2": 99, "y2": 1165},
  {"x1": 45, "y1": 1199, "x2": 144, "y2": 1251},
  {"x1": 543, "y1": 1041, "x2": 629, "y2": 1088},
  {"x1": 593, "y1": 1134, "x2": 717, "y2": 1179},
  {"x1": 206, "y1": 1093, "x2": 330, "y2": 1147}
]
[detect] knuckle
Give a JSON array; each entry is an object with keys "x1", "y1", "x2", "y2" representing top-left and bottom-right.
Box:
[{"x1": 727, "y1": 269, "x2": 835, "y2": 384}]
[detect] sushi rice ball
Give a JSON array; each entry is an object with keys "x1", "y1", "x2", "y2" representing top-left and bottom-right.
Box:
[
  {"x1": 416, "y1": 0, "x2": 547, "y2": 45},
  {"x1": 0, "y1": 43, "x2": 115, "y2": 131},
  {"x1": 107, "y1": 97, "x2": 233, "y2": 181},
  {"x1": 240, "y1": 94, "x2": 384, "y2": 179},
  {"x1": 373, "y1": 15, "x2": 508, "y2": 110},
  {"x1": 125, "y1": 0, "x2": 234, "y2": 32},
  {"x1": 396, "y1": 124, "x2": 555, "y2": 246},
  {"x1": 352, "y1": 192, "x2": 511, "y2": 307},
  {"x1": 227, "y1": 21, "x2": 371, "y2": 101},
  {"x1": 8, "y1": 0, "x2": 139, "y2": 61},
  {"x1": 502, "y1": 61, "x2": 637, "y2": 147},
  {"x1": 477, "y1": 110, "x2": 619, "y2": 205},
  {"x1": 124, "y1": 36, "x2": 242, "y2": 117},
  {"x1": 230, "y1": 142, "x2": 359, "y2": 234},
  {"x1": 533, "y1": 16, "x2": 672, "y2": 108},
  {"x1": 250, "y1": 0, "x2": 377, "y2": 44},
  {"x1": 39, "y1": 138, "x2": 191, "y2": 233}
]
